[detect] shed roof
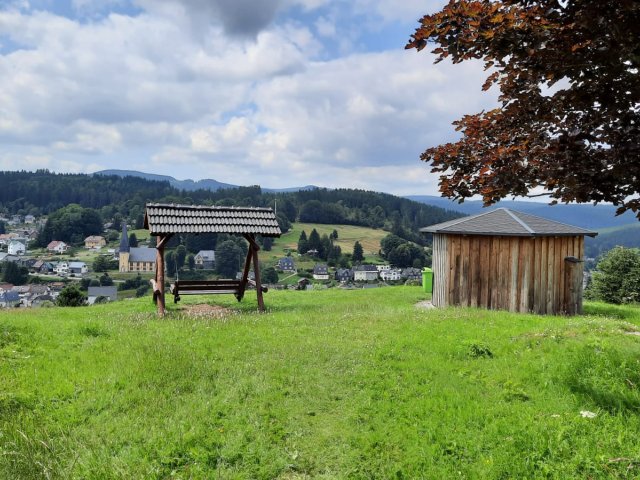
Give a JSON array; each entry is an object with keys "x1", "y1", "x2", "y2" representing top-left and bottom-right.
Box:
[
  {"x1": 420, "y1": 208, "x2": 598, "y2": 237},
  {"x1": 144, "y1": 203, "x2": 282, "y2": 237}
]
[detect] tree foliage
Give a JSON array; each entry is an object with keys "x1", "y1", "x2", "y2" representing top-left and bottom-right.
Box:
[
  {"x1": 99, "y1": 273, "x2": 114, "y2": 286},
  {"x1": 297, "y1": 231, "x2": 308, "y2": 255},
  {"x1": 175, "y1": 245, "x2": 187, "y2": 271},
  {"x1": 406, "y1": 1, "x2": 640, "y2": 218},
  {"x1": 262, "y1": 266, "x2": 279, "y2": 284},
  {"x1": 37, "y1": 204, "x2": 103, "y2": 246},
  {"x1": 307, "y1": 229, "x2": 321, "y2": 253},
  {"x1": 215, "y1": 240, "x2": 243, "y2": 278},
  {"x1": 0, "y1": 171, "x2": 463, "y2": 246},
  {"x1": 1, "y1": 262, "x2": 28, "y2": 285},
  {"x1": 93, "y1": 255, "x2": 117, "y2": 272},
  {"x1": 128, "y1": 233, "x2": 138, "y2": 248},
  {"x1": 56, "y1": 285, "x2": 87, "y2": 307},
  {"x1": 587, "y1": 247, "x2": 640, "y2": 304},
  {"x1": 352, "y1": 241, "x2": 364, "y2": 263},
  {"x1": 165, "y1": 251, "x2": 177, "y2": 277}
]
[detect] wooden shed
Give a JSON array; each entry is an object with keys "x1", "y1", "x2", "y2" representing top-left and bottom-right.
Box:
[{"x1": 420, "y1": 208, "x2": 597, "y2": 315}]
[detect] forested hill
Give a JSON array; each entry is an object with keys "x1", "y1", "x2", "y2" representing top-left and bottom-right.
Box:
[
  {"x1": 0, "y1": 170, "x2": 176, "y2": 213},
  {"x1": 0, "y1": 170, "x2": 463, "y2": 244}
]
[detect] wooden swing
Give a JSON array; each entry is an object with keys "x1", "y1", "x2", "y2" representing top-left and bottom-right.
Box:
[{"x1": 144, "y1": 203, "x2": 281, "y2": 315}]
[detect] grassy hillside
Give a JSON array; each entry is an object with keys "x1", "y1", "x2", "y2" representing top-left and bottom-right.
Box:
[
  {"x1": 270, "y1": 223, "x2": 388, "y2": 256},
  {"x1": 261, "y1": 223, "x2": 388, "y2": 269},
  {"x1": 585, "y1": 223, "x2": 640, "y2": 258},
  {"x1": 1, "y1": 290, "x2": 639, "y2": 478}
]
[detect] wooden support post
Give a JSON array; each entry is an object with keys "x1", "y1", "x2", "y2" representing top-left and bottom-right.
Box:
[
  {"x1": 156, "y1": 234, "x2": 168, "y2": 316},
  {"x1": 237, "y1": 246, "x2": 253, "y2": 302},
  {"x1": 563, "y1": 256, "x2": 581, "y2": 316},
  {"x1": 244, "y1": 234, "x2": 265, "y2": 312},
  {"x1": 252, "y1": 242, "x2": 265, "y2": 312}
]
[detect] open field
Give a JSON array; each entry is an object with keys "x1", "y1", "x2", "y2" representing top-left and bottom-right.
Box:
[
  {"x1": 262, "y1": 223, "x2": 387, "y2": 269},
  {"x1": 1, "y1": 289, "x2": 639, "y2": 478}
]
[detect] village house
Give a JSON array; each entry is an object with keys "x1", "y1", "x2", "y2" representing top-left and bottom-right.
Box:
[
  {"x1": 49, "y1": 282, "x2": 65, "y2": 292},
  {"x1": 194, "y1": 250, "x2": 215, "y2": 269},
  {"x1": 30, "y1": 294, "x2": 55, "y2": 307},
  {"x1": 235, "y1": 270, "x2": 256, "y2": 281},
  {"x1": 32, "y1": 260, "x2": 55, "y2": 274},
  {"x1": 335, "y1": 268, "x2": 354, "y2": 283},
  {"x1": 47, "y1": 241, "x2": 69, "y2": 254},
  {"x1": 0, "y1": 234, "x2": 13, "y2": 245},
  {"x1": 0, "y1": 253, "x2": 19, "y2": 264},
  {"x1": 24, "y1": 214, "x2": 35, "y2": 224},
  {"x1": 0, "y1": 291, "x2": 21, "y2": 308},
  {"x1": 12, "y1": 285, "x2": 46, "y2": 304},
  {"x1": 7, "y1": 241, "x2": 26, "y2": 256},
  {"x1": 69, "y1": 262, "x2": 88, "y2": 275},
  {"x1": 0, "y1": 283, "x2": 14, "y2": 293},
  {"x1": 353, "y1": 264, "x2": 379, "y2": 282},
  {"x1": 402, "y1": 268, "x2": 422, "y2": 282},
  {"x1": 380, "y1": 268, "x2": 403, "y2": 281},
  {"x1": 88, "y1": 286, "x2": 118, "y2": 305},
  {"x1": 313, "y1": 264, "x2": 330, "y2": 280},
  {"x1": 84, "y1": 235, "x2": 106, "y2": 249},
  {"x1": 118, "y1": 224, "x2": 156, "y2": 273},
  {"x1": 277, "y1": 257, "x2": 296, "y2": 272},
  {"x1": 54, "y1": 262, "x2": 69, "y2": 276}
]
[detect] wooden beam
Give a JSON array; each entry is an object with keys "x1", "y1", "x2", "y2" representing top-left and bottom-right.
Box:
[
  {"x1": 156, "y1": 234, "x2": 167, "y2": 316},
  {"x1": 236, "y1": 244, "x2": 253, "y2": 302},
  {"x1": 155, "y1": 233, "x2": 173, "y2": 251},
  {"x1": 250, "y1": 238, "x2": 265, "y2": 312}
]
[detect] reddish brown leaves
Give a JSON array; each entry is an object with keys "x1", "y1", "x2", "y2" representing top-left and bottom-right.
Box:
[{"x1": 406, "y1": 0, "x2": 640, "y2": 218}]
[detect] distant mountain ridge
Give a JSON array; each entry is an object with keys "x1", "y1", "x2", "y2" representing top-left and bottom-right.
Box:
[
  {"x1": 94, "y1": 169, "x2": 318, "y2": 193},
  {"x1": 94, "y1": 169, "x2": 637, "y2": 231},
  {"x1": 407, "y1": 195, "x2": 638, "y2": 230}
]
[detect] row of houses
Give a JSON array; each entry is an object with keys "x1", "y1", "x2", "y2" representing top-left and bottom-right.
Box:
[
  {"x1": 0, "y1": 283, "x2": 62, "y2": 308},
  {"x1": 0, "y1": 283, "x2": 117, "y2": 308},
  {"x1": 0, "y1": 254, "x2": 89, "y2": 276},
  {"x1": 312, "y1": 264, "x2": 423, "y2": 283},
  {"x1": 0, "y1": 230, "x2": 37, "y2": 246},
  {"x1": 0, "y1": 214, "x2": 39, "y2": 226}
]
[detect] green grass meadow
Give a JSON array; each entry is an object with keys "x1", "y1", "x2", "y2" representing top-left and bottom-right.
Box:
[
  {"x1": 1, "y1": 288, "x2": 639, "y2": 478},
  {"x1": 264, "y1": 223, "x2": 387, "y2": 263}
]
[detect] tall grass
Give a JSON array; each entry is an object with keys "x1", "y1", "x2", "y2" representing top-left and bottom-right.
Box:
[{"x1": 1, "y1": 289, "x2": 639, "y2": 478}]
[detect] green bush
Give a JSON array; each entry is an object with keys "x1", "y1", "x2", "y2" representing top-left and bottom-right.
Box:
[
  {"x1": 55, "y1": 285, "x2": 87, "y2": 307},
  {"x1": 587, "y1": 247, "x2": 640, "y2": 304}
]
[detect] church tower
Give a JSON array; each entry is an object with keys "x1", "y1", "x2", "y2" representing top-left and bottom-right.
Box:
[{"x1": 118, "y1": 223, "x2": 130, "y2": 272}]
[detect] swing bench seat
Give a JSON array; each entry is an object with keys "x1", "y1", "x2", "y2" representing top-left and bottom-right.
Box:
[{"x1": 170, "y1": 279, "x2": 268, "y2": 303}]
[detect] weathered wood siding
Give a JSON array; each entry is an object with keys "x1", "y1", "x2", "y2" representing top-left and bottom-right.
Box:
[
  {"x1": 431, "y1": 234, "x2": 585, "y2": 315},
  {"x1": 432, "y1": 234, "x2": 448, "y2": 307}
]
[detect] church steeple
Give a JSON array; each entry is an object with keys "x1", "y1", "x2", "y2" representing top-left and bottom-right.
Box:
[{"x1": 119, "y1": 223, "x2": 130, "y2": 253}]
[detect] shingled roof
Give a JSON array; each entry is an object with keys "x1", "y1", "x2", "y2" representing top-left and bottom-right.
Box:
[
  {"x1": 420, "y1": 208, "x2": 597, "y2": 237},
  {"x1": 144, "y1": 203, "x2": 282, "y2": 237}
]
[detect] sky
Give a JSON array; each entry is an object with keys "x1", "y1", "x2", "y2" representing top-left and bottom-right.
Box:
[{"x1": 0, "y1": 0, "x2": 499, "y2": 196}]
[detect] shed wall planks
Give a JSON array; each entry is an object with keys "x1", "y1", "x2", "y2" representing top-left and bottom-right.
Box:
[
  {"x1": 432, "y1": 234, "x2": 448, "y2": 307},
  {"x1": 431, "y1": 234, "x2": 585, "y2": 315}
]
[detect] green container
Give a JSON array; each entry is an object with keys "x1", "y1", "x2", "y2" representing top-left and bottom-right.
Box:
[{"x1": 422, "y1": 267, "x2": 433, "y2": 293}]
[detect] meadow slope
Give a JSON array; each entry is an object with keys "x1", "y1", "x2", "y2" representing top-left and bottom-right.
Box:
[{"x1": 1, "y1": 289, "x2": 639, "y2": 479}]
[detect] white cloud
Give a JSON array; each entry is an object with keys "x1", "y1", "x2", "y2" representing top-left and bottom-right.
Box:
[
  {"x1": 0, "y1": 152, "x2": 51, "y2": 171},
  {"x1": 0, "y1": 1, "x2": 498, "y2": 196},
  {"x1": 52, "y1": 121, "x2": 122, "y2": 154},
  {"x1": 315, "y1": 16, "x2": 336, "y2": 38}
]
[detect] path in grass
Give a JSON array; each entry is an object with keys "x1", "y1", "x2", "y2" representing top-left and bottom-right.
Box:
[{"x1": 1, "y1": 289, "x2": 639, "y2": 479}]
